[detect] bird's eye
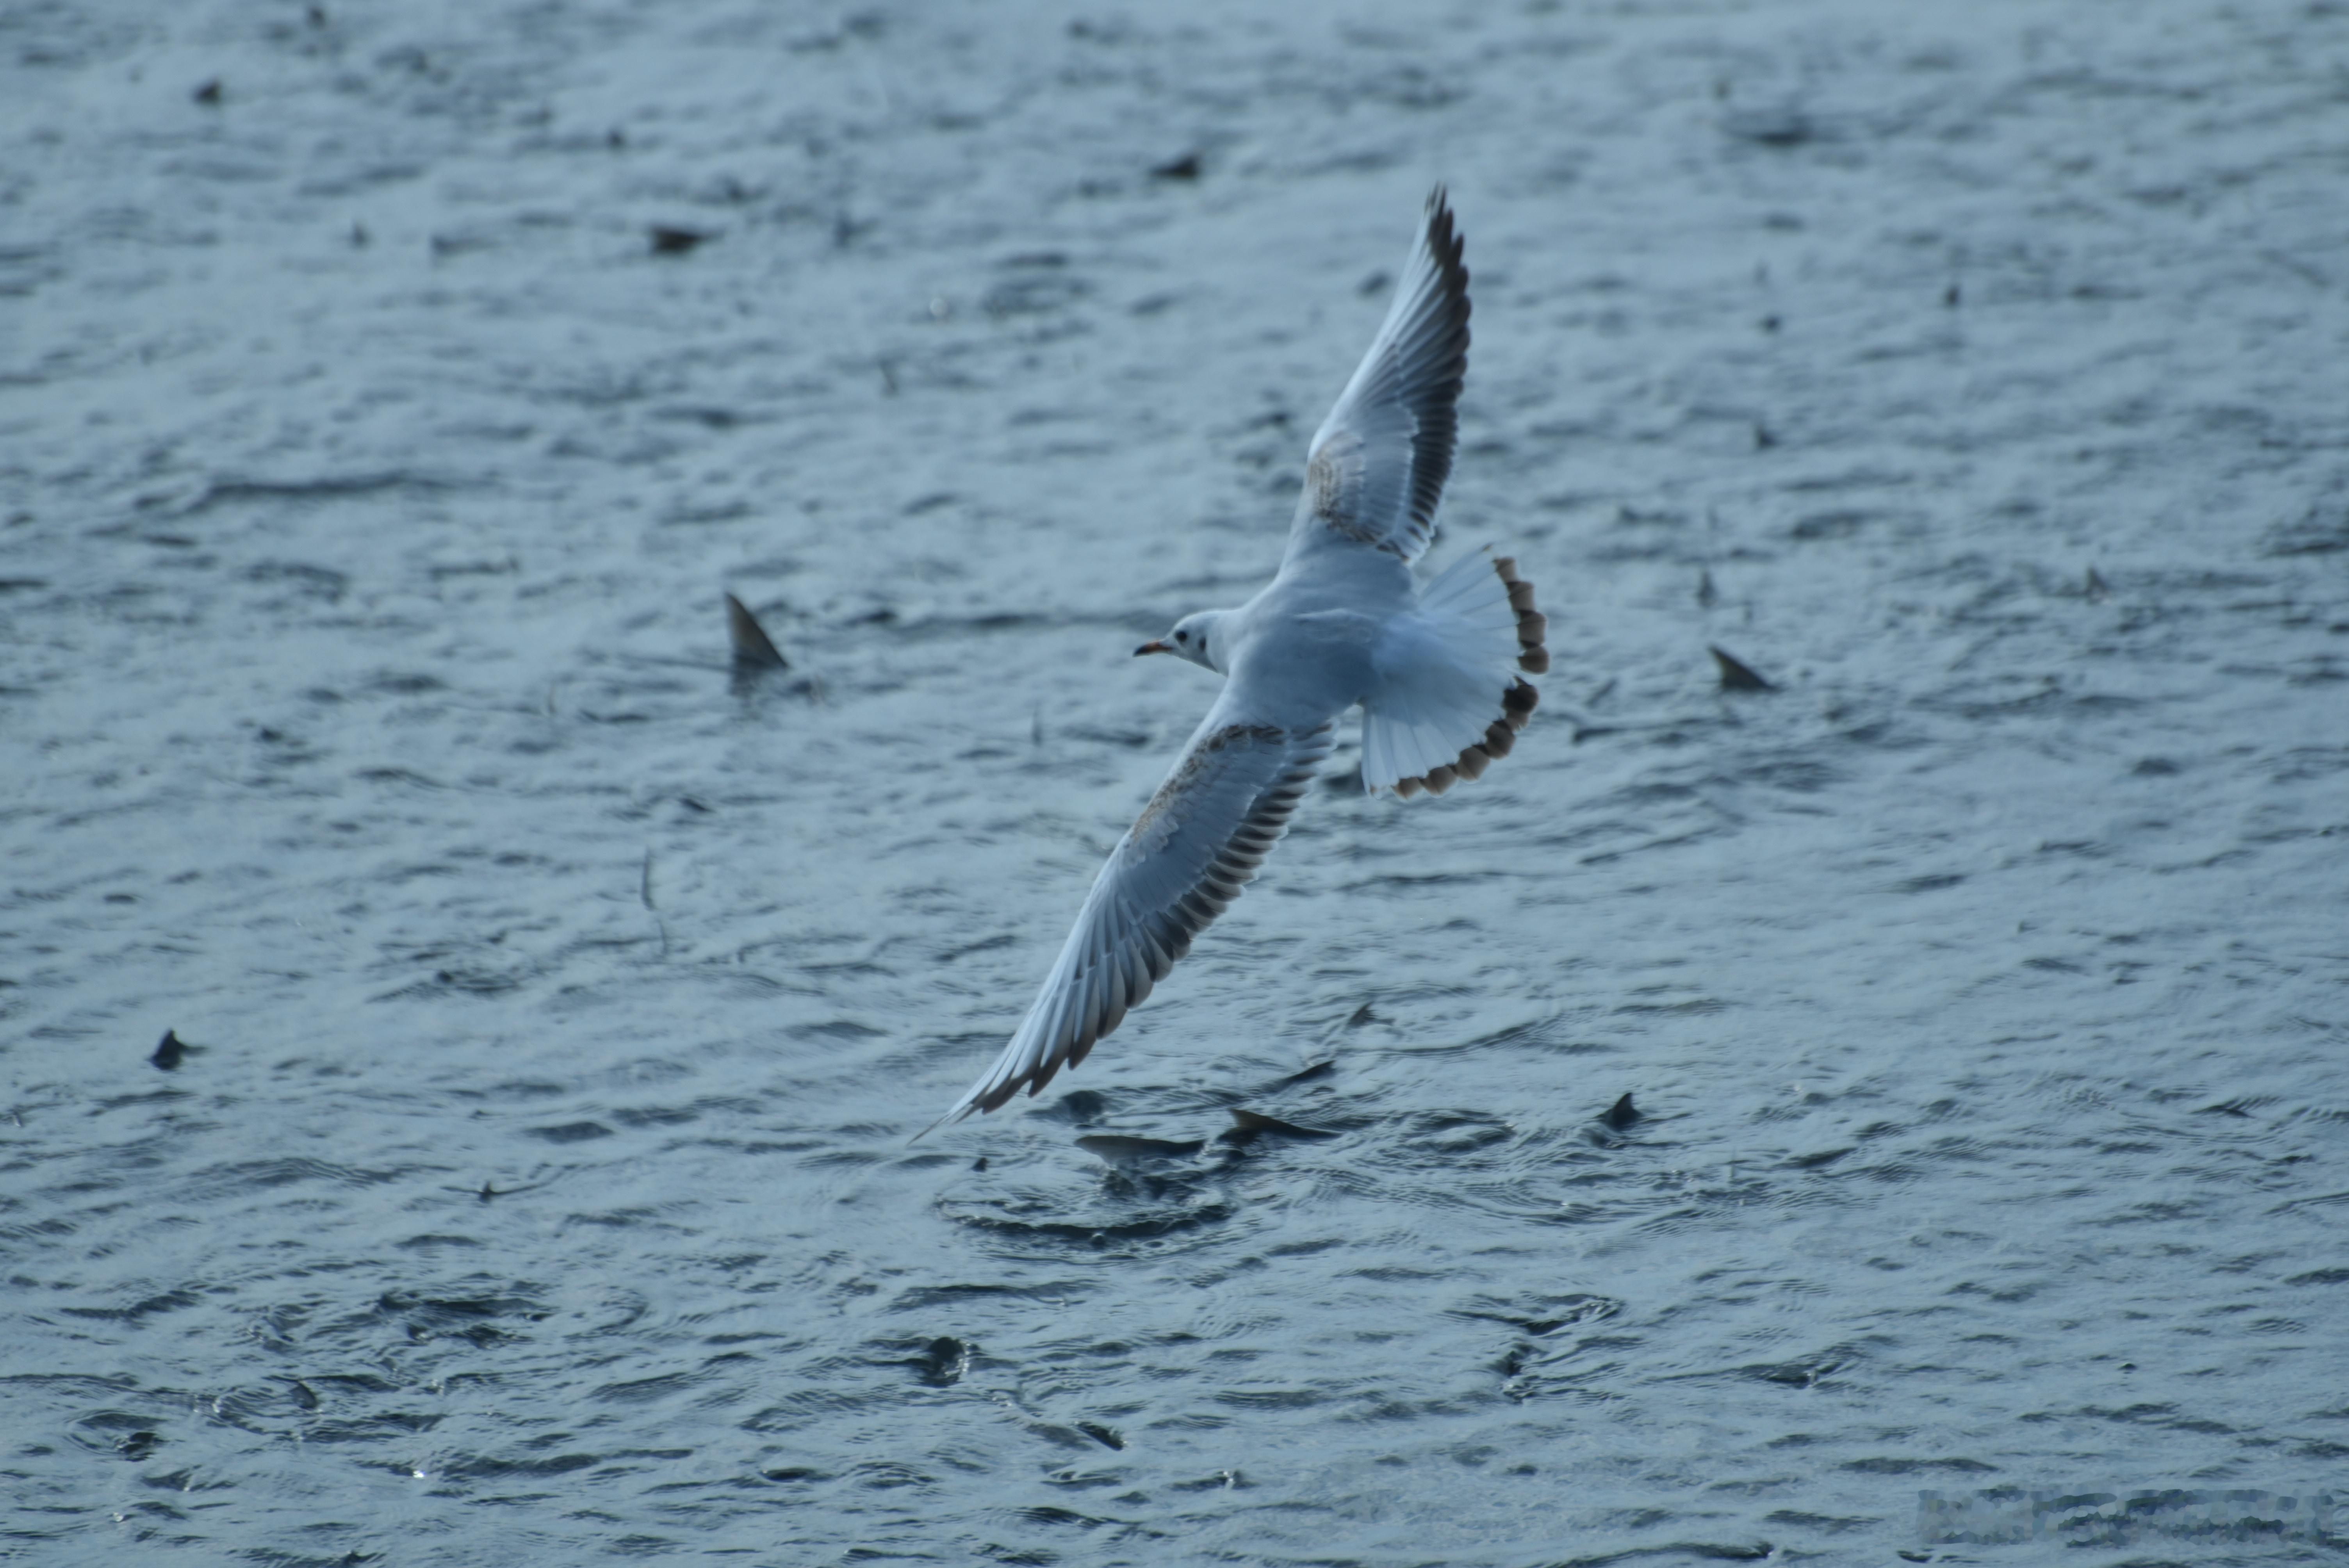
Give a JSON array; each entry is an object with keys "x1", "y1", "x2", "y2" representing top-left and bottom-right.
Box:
[{"x1": 1176, "y1": 630, "x2": 1188, "y2": 642}]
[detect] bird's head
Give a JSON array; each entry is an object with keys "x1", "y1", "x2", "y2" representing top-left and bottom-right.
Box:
[{"x1": 1135, "y1": 609, "x2": 1226, "y2": 673}]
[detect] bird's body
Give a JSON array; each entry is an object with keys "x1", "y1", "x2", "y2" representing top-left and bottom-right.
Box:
[
  {"x1": 1189, "y1": 546, "x2": 1407, "y2": 716},
  {"x1": 932, "y1": 188, "x2": 1547, "y2": 1130}
]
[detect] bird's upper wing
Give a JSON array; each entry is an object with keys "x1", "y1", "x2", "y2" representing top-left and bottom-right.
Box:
[
  {"x1": 1284, "y1": 187, "x2": 1471, "y2": 568},
  {"x1": 932, "y1": 693, "x2": 1335, "y2": 1127}
]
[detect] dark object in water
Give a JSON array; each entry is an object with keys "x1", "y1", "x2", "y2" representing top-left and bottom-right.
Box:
[
  {"x1": 725, "y1": 592, "x2": 789, "y2": 671},
  {"x1": 1710, "y1": 645, "x2": 1775, "y2": 691},
  {"x1": 151, "y1": 1030, "x2": 187, "y2": 1070},
  {"x1": 1226, "y1": 1108, "x2": 1335, "y2": 1140},
  {"x1": 1722, "y1": 107, "x2": 1813, "y2": 147},
  {"x1": 1276, "y1": 1058, "x2": 1336, "y2": 1089},
  {"x1": 1076, "y1": 1133, "x2": 1206, "y2": 1163},
  {"x1": 911, "y1": 1335, "x2": 968, "y2": 1386},
  {"x1": 1076, "y1": 1421, "x2": 1125, "y2": 1450},
  {"x1": 1151, "y1": 151, "x2": 1202, "y2": 180},
  {"x1": 192, "y1": 79, "x2": 222, "y2": 106},
  {"x1": 1605, "y1": 1092, "x2": 1641, "y2": 1131},
  {"x1": 650, "y1": 225, "x2": 709, "y2": 255}
]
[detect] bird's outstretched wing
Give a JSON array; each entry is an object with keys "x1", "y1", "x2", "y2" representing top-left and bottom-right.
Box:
[
  {"x1": 931, "y1": 697, "x2": 1335, "y2": 1128},
  {"x1": 1285, "y1": 186, "x2": 1471, "y2": 567}
]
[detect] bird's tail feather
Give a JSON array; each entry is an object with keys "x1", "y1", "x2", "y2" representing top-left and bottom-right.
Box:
[{"x1": 1361, "y1": 549, "x2": 1543, "y2": 798}]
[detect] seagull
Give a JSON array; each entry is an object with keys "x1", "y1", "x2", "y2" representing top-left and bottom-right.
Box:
[{"x1": 930, "y1": 187, "x2": 1547, "y2": 1130}]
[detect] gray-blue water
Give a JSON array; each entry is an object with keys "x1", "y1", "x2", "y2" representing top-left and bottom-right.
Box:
[{"x1": 4, "y1": 2, "x2": 2346, "y2": 1563}]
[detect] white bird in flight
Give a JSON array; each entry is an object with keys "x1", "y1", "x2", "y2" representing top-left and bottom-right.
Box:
[{"x1": 932, "y1": 188, "x2": 1546, "y2": 1130}]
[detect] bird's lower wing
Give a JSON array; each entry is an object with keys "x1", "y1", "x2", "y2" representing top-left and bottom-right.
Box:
[{"x1": 930, "y1": 699, "x2": 1335, "y2": 1128}]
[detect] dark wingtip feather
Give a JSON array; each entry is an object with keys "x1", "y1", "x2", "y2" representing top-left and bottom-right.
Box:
[{"x1": 1399, "y1": 189, "x2": 1473, "y2": 549}]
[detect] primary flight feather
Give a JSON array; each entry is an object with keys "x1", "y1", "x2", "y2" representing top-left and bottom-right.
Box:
[{"x1": 933, "y1": 188, "x2": 1547, "y2": 1129}]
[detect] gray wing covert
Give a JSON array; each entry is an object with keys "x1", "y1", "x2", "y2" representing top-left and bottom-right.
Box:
[
  {"x1": 934, "y1": 706, "x2": 1335, "y2": 1126},
  {"x1": 1287, "y1": 186, "x2": 1471, "y2": 566}
]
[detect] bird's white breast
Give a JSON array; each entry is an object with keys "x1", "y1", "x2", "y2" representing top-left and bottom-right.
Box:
[{"x1": 1223, "y1": 550, "x2": 1417, "y2": 725}]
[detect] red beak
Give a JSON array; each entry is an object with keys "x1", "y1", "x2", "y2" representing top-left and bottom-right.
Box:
[{"x1": 1134, "y1": 640, "x2": 1173, "y2": 656}]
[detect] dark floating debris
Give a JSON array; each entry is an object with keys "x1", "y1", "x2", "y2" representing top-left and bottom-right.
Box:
[
  {"x1": 1277, "y1": 1058, "x2": 1336, "y2": 1089},
  {"x1": 1605, "y1": 1093, "x2": 1641, "y2": 1131},
  {"x1": 1173, "y1": 1468, "x2": 1246, "y2": 1491},
  {"x1": 913, "y1": 1336, "x2": 969, "y2": 1387},
  {"x1": 1226, "y1": 1108, "x2": 1335, "y2": 1140},
  {"x1": 725, "y1": 592, "x2": 789, "y2": 672},
  {"x1": 762, "y1": 1465, "x2": 825, "y2": 1483},
  {"x1": 1710, "y1": 644, "x2": 1775, "y2": 692},
  {"x1": 1076, "y1": 1420, "x2": 1125, "y2": 1451},
  {"x1": 1151, "y1": 151, "x2": 1203, "y2": 180},
  {"x1": 151, "y1": 1029, "x2": 188, "y2": 1070},
  {"x1": 1722, "y1": 106, "x2": 1813, "y2": 146},
  {"x1": 192, "y1": 78, "x2": 223, "y2": 106},
  {"x1": 650, "y1": 225, "x2": 709, "y2": 255},
  {"x1": 1076, "y1": 1133, "x2": 1206, "y2": 1164},
  {"x1": 1042, "y1": 1088, "x2": 1109, "y2": 1126},
  {"x1": 465, "y1": 1176, "x2": 547, "y2": 1200},
  {"x1": 971, "y1": 1155, "x2": 987, "y2": 1172}
]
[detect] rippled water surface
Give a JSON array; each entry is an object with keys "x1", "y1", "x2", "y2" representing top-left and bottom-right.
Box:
[{"x1": 5, "y1": 1, "x2": 2348, "y2": 1563}]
